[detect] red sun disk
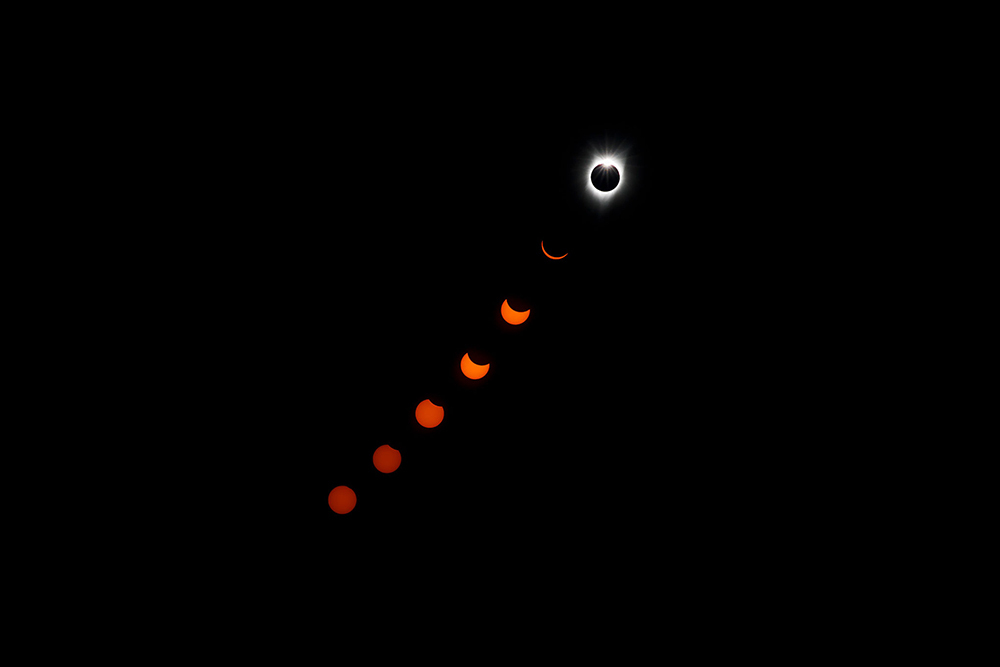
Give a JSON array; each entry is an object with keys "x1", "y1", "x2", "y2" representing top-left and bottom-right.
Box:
[
  {"x1": 328, "y1": 485, "x2": 357, "y2": 514},
  {"x1": 373, "y1": 444, "x2": 402, "y2": 473}
]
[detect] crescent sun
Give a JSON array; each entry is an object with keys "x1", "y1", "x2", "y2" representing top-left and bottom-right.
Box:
[
  {"x1": 501, "y1": 299, "x2": 530, "y2": 325},
  {"x1": 461, "y1": 352, "x2": 490, "y2": 380},
  {"x1": 541, "y1": 241, "x2": 568, "y2": 260}
]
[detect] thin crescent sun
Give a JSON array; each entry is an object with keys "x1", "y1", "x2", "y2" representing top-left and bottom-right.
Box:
[
  {"x1": 501, "y1": 299, "x2": 530, "y2": 325},
  {"x1": 541, "y1": 241, "x2": 568, "y2": 260},
  {"x1": 460, "y1": 353, "x2": 490, "y2": 380}
]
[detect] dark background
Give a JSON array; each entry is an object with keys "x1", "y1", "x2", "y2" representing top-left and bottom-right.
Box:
[{"x1": 173, "y1": 64, "x2": 853, "y2": 571}]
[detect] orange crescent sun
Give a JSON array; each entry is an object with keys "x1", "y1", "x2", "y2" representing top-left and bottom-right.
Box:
[
  {"x1": 541, "y1": 240, "x2": 568, "y2": 260},
  {"x1": 461, "y1": 352, "x2": 490, "y2": 380},
  {"x1": 501, "y1": 299, "x2": 530, "y2": 325}
]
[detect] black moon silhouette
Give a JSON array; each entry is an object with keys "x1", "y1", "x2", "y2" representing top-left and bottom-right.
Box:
[{"x1": 591, "y1": 164, "x2": 620, "y2": 192}]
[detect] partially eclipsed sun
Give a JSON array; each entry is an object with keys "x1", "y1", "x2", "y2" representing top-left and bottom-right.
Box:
[
  {"x1": 501, "y1": 299, "x2": 530, "y2": 325},
  {"x1": 461, "y1": 352, "x2": 490, "y2": 380},
  {"x1": 541, "y1": 241, "x2": 568, "y2": 260},
  {"x1": 415, "y1": 399, "x2": 444, "y2": 428},
  {"x1": 373, "y1": 444, "x2": 401, "y2": 473}
]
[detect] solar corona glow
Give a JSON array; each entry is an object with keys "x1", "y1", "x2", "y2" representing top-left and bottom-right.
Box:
[
  {"x1": 585, "y1": 148, "x2": 627, "y2": 202},
  {"x1": 330, "y1": 134, "x2": 633, "y2": 518},
  {"x1": 591, "y1": 164, "x2": 620, "y2": 192},
  {"x1": 500, "y1": 299, "x2": 530, "y2": 325},
  {"x1": 415, "y1": 399, "x2": 444, "y2": 428},
  {"x1": 461, "y1": 352, "x2": 490, "y2": 380}
]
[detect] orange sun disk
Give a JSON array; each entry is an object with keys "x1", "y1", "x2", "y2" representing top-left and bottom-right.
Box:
[
  {"x1": 415, "y1": 399, "x2": 444, "y2": 428},
  {"x1": 501, "y1": 299, "x2": 530, "y2": 325},
  {"x1": 461, "y1": 353, "x2": 490, "y2": 380},
  {"x1": 373, "y1": 444, "x2": 401, "y2": 473}
]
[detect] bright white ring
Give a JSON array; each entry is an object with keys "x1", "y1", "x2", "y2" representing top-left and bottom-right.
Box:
[{"x1": 586, "y1": 152, "x2": 626, "y2": 201}]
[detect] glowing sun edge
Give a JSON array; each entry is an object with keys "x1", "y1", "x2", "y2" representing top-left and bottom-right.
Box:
[{"x1": 586, "y1": 152, "x2": 627, "y2": 201}]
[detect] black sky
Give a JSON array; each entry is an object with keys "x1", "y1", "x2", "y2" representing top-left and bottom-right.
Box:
[{"x1": 181, "y1": 66, "x2": 850, "y2": 570}]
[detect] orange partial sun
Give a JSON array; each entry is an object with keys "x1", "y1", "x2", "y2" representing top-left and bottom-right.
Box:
[
  {"x1": 373, "y1": 444, "x2": 401, "y2": 473},
  {"x1": 415, "y1": 399, "x2": 444, "y2": 428},
  {"x1": 541, "y1": 240, "x2": 568, "y2": 260},
  {"x1": 461, "y1": 352, "x2": 490, "y2": 380},
  {"x1": 501, "y1": 299, "x2": 530, "y2": 325}
]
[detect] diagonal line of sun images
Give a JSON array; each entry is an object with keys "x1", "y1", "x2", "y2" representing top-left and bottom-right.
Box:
[
  {"x1": 328, "y1": 148, "x2": 626, "y2": 517},
  {"x1": 326, "y1": 266, "x2": 538, "y2": 515}
]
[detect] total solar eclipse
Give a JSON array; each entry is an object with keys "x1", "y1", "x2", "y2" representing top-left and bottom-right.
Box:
[
  {"x1": 591, "y1": 164, "x2": 620, "y2": 192},
  {"x1": 328, "y1": 136, "x2": 635, "y2": 520}
]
